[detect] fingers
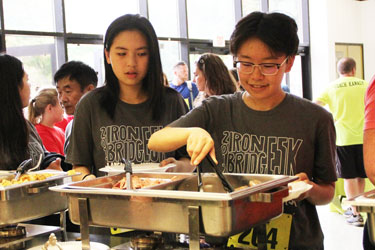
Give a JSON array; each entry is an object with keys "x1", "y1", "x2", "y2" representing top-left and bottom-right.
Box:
[
  {"x1": 160, "y1": 157, "x2": 176, "y2": 167},
  {"x1": 295, "y1": 172, "x2": 309, "y2": 182},
  {"x1": 187, "y1": 136, "x2": 215, "y2": 166},
  {"x1": 209, "y1": 147, "x2": 218, "y2": 165},
  {"x1": 193, "y1": 140, "x2": 214, "y2": 166}
]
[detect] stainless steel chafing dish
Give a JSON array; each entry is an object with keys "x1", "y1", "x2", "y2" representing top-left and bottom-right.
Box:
[
  {"x1": 0, "y1": 170, "x2": 71, "y2": 226},
  {"x1": 344, "y1": 189, "x2": 375, "y2": 244},
  {"x1": 51, "y1": 172, "x2": 297, "y2": 250}
]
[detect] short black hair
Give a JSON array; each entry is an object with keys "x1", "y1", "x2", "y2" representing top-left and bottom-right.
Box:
[
  {"x1": 230, "y1": 12, "x2": 299, "y2": 57},
  {"x1": 54, "y1": 61, "x2": 98, "y2": 91}
]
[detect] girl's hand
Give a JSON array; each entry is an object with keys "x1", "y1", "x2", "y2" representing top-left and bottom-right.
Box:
[
  {"x1": 186, "y1": 128, "x2": 217, "y2": 166},
  {"x1": 46, "y1": 158, "x2": 63, "y2": 171},
  {"x1": 160, "y1": 157, "x2": 177, "y2": 167}
]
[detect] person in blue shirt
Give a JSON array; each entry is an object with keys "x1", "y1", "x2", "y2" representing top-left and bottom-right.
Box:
[{"x1": 170, "y1": 61, "x2": 199, "y2": 110}]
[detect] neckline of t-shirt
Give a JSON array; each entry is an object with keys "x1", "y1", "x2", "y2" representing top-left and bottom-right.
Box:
[
  {"x1": 118, "y1": 97, "x2": 150, "y2": 108},
  {"x1": 239, "y1": 92, "x2": 289, "y2": 116}
]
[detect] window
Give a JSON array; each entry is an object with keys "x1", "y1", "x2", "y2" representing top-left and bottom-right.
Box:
[
  {"x1": 65, "y1": 0, "x2": 139, "y2": 35},
  {"x1": 6, "y1": 35, "x2": 58, "y2": 96},
  {"x1": 3, "y1": 0, "x2": 59, "y2": 32},
  {"x1": 67, "y1": 44, "x2": 105, "y2": 86},
  {"x1": 159, "y1": 40, "x2": 181, "y2": 81},
  {"x1": 287, "y1": 55, "x2": 303, "y2": 97},
  {"x1": 242, "y1": 0, "x2": 261, "y2": 16},
  {"x1": 269, "y1": 0, "x2": 304, "y2": 44},
  {"x1": 187, "y1": 0, "x2": 236, "y2": 40},
  {"x1": 0, "y1": 0, "x2": 311, "y2": 99},
  {"x1": 148, "y1": 0, "x2": 179, "y2": 38}
]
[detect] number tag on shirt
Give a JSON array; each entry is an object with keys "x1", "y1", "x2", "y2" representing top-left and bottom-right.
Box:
[{"x1": 227, "y1": 213, "x2": 292, "y2": 250}]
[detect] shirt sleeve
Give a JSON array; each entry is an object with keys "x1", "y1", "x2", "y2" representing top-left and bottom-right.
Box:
[
  {"x1": 315, "y1": 87, "x2": 329, "y2": 105},
  {"x1": 365, "y1": 75, "x2": 375, "y2": 130},
  {"x1": 314, "y1": 111, "x2": 337, "y2": 182},
  {"x1": 169, "y1": 103, "x2": 208, "y2": 129}
]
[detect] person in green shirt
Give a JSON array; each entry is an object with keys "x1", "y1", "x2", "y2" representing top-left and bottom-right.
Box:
[{"x1": 316, "y1": 57, "x2": 368, "y2": 226}]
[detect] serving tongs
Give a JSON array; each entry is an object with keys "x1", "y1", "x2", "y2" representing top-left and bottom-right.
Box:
[
  {"x1": 206, "y1": 155, "x2": 234, "y2": 193},
  {"x1": 121, "y1": 158, "x2": 133, "y2": 190},
  {"x1": 14, "y1": 154, "x2": 43, "y2": 181}
]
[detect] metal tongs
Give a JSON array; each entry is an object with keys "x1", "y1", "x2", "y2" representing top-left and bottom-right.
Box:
[
  {"x1": 121, "y1": 158, "x2": 133, "y2": 190},
  {"x1": 14, "y1": 154, "x2": 43, "y2": 181},
  {"x1": 206, "y1": 155, "x2": 234, "y2": 193}
]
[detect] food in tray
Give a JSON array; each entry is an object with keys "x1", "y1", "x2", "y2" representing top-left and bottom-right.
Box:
[
  {"x1": 0, "y1": 173, "x2": 56, "y2": 187},
  {"x1": 234, "y1": 179, "x2": 263, "y2": 191},
  {"x1": 112, "y1": 176, "x2": 178, "y2": 190},
  {"x1": 249, "y1": 179, "x2": 262, "y2": 187}
]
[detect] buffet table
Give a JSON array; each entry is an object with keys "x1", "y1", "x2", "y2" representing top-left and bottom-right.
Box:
[
  {"x1": 51, "y1": 172, "x2": 298, "y2": 250},
  {"x1": 330, "y1": 178, "x2": 374, "y2": 214}
]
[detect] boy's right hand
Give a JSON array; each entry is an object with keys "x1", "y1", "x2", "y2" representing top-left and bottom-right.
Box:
[{"x1": 186, "y1": 128, "x2": 217, "y2": 166}]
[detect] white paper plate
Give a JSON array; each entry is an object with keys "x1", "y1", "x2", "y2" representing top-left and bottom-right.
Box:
[
  {"x1": 283, "y1": 181, "x2": 313, "y2": 202},
  {"x1": 99, "y1": 163, "x2": 176, "y2": 175}
]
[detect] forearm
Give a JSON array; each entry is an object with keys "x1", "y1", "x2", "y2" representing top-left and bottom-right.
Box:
[
  {"x1": 306, "y1": 182, "x2": 335, "y2": 205},
  {"x1": 148, "y1": 127, "x2": 195, "y2": 152},
  {"x1": 72, "y1": 165, "x2": 93, "y2": 181},
  {"x1": 364, "y1": 129, "x2": 375, "y2": 185}
]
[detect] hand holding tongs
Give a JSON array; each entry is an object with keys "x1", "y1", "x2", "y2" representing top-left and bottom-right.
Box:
[
  {"x1": 206, "y1": 155, "x2": 234, "y2": 193},
  {"x1": 14, "y1": 154, "x2": 43, "y2": 181},
  {"x1": 121, "y1": 158, "x2": 133, "y2": 190}
]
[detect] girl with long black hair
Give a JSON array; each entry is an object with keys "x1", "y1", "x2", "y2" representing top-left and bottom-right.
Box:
[
  {"x1": 66, "y1": 14, "x2": 192, "y2": 181},
  {"x1": 0, "y1": 54, "x2": 62, "y2": 170}
]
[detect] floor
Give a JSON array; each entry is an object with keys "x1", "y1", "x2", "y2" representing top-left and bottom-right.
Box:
[{"x1": 317, "y1": 204, "x2": 364, "y2": 250}]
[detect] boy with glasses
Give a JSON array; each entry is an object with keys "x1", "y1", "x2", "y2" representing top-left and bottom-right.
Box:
[{"x1": 148, "y1": 12, "x2": 336, "y2": 249}]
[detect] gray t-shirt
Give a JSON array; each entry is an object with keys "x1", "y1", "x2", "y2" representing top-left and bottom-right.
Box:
[
  {"x1": 64, "y1": 119, "x2": 73, "y2": 155},
  {"x1": 65, "y1": 88, "x2": 188, "y2": 176},
  {"x1": 0, "y1": 121, "x2": 45, "y2": 170},
  {"x1": 169, "y1": 91, "x2": 337, "y2": 249}
]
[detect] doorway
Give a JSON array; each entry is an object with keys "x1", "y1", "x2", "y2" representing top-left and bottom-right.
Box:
[{"x1": 335, "y1": 43, "x2": 364, "y2": 79}]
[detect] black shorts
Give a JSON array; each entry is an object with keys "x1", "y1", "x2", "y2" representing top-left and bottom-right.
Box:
[{"x1": 336, "y1": 144, "x2": 367, "y2": 179}]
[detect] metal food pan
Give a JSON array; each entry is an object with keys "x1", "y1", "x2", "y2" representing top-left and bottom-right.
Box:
[
  {"x1": 0, "y1": 170, "x2": 71, "y2": 226},
  {"x1": 51, "y1": 173, "x2": 296, "y2": 237}
]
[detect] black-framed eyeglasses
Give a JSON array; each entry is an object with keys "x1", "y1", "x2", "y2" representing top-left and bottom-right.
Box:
[{"x1": 233, "y1": 57, "x2": 289, "y2": 76}]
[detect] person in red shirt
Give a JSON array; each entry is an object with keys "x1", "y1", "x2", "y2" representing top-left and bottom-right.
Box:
[
  {"x1": 363, "y1": 74, "x2": 375, "y2": 249},
  {"x1": 28, "y1": 88, "x2": 65, "y2": 155}
]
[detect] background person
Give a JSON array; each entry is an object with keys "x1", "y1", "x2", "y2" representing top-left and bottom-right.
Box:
[
  {"x1": 54, "y1": 61, "x2": 98, "y2": 132},
  {"x1": 28, "y1": 88, "x2": 65, "y2": 155},
  {"x1": 363, "y1": 74, "x2": 375, "y2": 249},
  {"x1": 149, "y1": 12, "x2": 337, "y2": 249},
  {"x1": 193, "y1": 53, "x2": 237, "y2": 107},
  {"x1": 65, "y1": 14, "x2": 192, "y2": 182},
  {"x1": 170, "y1": 61, "x2": 199, "y2": 110},
  {"x1": 0, "y1": 54, "x2": 62, "y2": 171},
  {"x1": 316, "y1": 57, "x2": 368, "y2": 226},
  {"x1": 54, "y1": 61, "x2": 98, "y2": 154}
]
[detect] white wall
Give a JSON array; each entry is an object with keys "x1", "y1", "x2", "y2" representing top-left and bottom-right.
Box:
[{"x1": 309, "y1": 0, "x2": 375, "y2": 99}]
